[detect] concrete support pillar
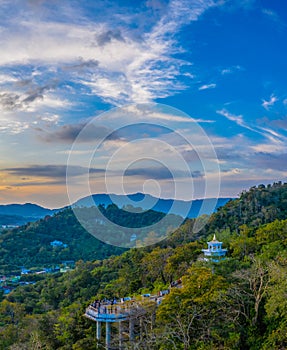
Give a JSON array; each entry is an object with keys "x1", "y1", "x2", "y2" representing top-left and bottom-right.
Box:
[
  {"x1": 119, "y1": 321, "x2": 123, "y2": 349},
  {"x1": 96, "y1": 321, "x2": 101, "y2": 340},
  {"x1": 129, "y1": 318, "x2": 134, "y2": 341},
  {"x1": 106, "y1": 322, "x2": 111, "y2": 349}
]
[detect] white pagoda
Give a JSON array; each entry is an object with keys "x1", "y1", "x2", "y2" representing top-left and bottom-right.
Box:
[{"x1": 202, "y1": 234, "x2": 227, "y2": 262}]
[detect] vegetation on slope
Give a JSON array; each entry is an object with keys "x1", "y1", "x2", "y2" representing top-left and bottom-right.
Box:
[
  {"x1": 0, "y1": 182, "x2": 287, "y2": 349},
  {"x1": 0, "y1": 208, "x2": 123, "y2": 275},
  {"x1": 208, "y1": 181, "x2": 287, "y2": 232}
]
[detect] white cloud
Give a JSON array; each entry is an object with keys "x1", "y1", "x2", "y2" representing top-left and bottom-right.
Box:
[
  {"x1": 0, "y1": 116, "x2": 30, "y2": 134},
  {"x1": 23, "y1": 94, "x2": 73, "y2": 112},
  {"x1": 221, "y1": 168, "x2": 241, "y2": 176},
  {"x1": 262, "y1": 94, "x2": 278, "y2": 110},
  {"x1": 198, "y1": 83, "x2": 216, "y2": 90},
  {"x1": 0, "y1": 88, "x2": 72, "y2": 112},
  {"x1": 0, "y1": 74, "x2": 18, "y2": 84},
  {"x1": 37, "y1": 114, "x2": 60, "y2": 123},
  {"x1": 221, "y1": 65, "x2": 244, "y2": 75},
  {"x1": 0, "y1": 0, "x2": 222, "y2": 109},
  {"x1": 250, "y1": 143, "x2": 286, "y2": 153}
]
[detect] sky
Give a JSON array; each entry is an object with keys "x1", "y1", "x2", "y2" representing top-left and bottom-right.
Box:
[{"x1": 0, "y1": 0, "x2": 287, "y2": 208}]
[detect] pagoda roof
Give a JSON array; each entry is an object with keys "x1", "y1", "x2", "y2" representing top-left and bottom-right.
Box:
[{"x1": 208, "y1": 234, "x2": 220, "y2": 243}]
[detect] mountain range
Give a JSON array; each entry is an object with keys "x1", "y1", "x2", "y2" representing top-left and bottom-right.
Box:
[
  {"x1": 73, "y1": 193, "x2": 231, "y2": 218},
  {"x1": 0, "y1": 203, "x2": 56, "y2": 226},
  {"x1": 0, "y1": 203, "x2": 55, "y2": 217},
  {"x1": 0, "y1": 194, "x2": 231, "y2": 226}
]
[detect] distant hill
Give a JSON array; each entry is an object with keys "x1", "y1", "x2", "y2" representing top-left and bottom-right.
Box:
[
  {"x1": 73, "y1": 193, "x2": 231, "y2": 218},
  {"x1": 0, "y1": 203, "x2": 57, "y2": 227},
  {"x1": 0, "y1": 203, "x2": 55, "y2": 218},
  {"x1": 0, "y1": 194, "x2": 231, "y2": 224},
  {"x1": 0, "y1": 204, "x2": 172, "y2": 275},
  {"x1": 0, "y1": 195, "x2": 230, "y2": 227}
]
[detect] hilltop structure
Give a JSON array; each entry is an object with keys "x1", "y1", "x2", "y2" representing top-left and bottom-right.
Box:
[{"x1": 202, "y1": 234, "x2": 227, "y2": 262}]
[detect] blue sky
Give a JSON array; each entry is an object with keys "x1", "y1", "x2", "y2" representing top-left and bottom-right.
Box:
[{"x1": 0, "y1": 0, "x2": 287, "y2": 208}]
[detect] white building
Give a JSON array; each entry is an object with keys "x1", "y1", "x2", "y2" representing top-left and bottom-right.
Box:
[
  {"x1": 202, "y1": 234, "x2": 227, "y2": 262},
  {"x1": 50, "y1": 240, "x2": 68, "y2": 248}
]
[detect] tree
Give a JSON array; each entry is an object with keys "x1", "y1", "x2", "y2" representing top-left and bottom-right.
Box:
[
  {"x1": 141, "y1": 247, "x2": 174, "y2": 285},
  {"x1": 262, "y1": 257, "x2": 287, "y2": 349},
  {"x1": 164, "y1": 242, "x2": 200, "y2": 281},
  {"x1": 232, "y1": 258, "x2": 270, "y2": 327},
  {"x1": 157, "y1": 266, "x2": 240, "y2": 350}
]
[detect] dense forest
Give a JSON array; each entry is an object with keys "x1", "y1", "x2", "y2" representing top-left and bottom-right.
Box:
[
  {"x1": 0, "y1": 182, "x2": 287, "y2": 349},
  {"x1": 0, "y1": 214, "x2": 32, "y2": 226},
  {"x1": 0, "y1": 205, "x2": 174, "y2": 275}
]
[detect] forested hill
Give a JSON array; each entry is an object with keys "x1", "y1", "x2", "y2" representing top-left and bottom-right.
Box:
[
  {"x1": 0, "y1": 203, "x2": 55, "y2": 217},
  {"x1": 207, "y1": 181, "x2": 287, "y2": 234},
  {"x1": 0, "y1": 203, "x2": 56, "y2": 226},
  {"x1": 0, "y1": 208, "x2": 119, "y2": 275},
  {"x1": 0, "y1": 205, "x2": 169, "y2": 275},
  {"x1": 1, "y1": 182, "x2": 287, "y2": 275},
  {"x1": 1, "y1": 182, "x2": 287, "y2": 349}
]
